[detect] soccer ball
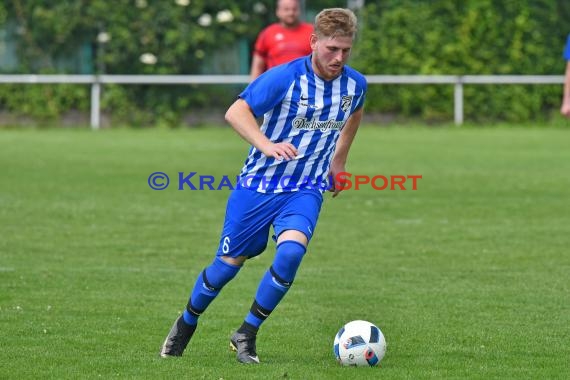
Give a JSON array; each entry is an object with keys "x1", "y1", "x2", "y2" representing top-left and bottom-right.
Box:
[{"x1": 333, "y1": 320, "x2": 386, "y2": 367}]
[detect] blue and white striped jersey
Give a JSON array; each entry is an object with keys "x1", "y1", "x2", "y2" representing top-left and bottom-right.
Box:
[{"x1": 238, "y1": 55, "x2": 367, "y2": 193}]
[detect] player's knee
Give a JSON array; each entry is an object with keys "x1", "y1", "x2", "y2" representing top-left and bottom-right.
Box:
[
  {"x1": 272, "y1": 240, "x2": 307, "y2": 284},
  {"x1": 219, "y1": 255, "x2": 247, "y2": 267}
]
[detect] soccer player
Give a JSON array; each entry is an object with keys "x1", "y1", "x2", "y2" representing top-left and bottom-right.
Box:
[
  {"x1": 561, "y1": 33, "x2": 570, "y2": 118},
  {"x1": 160, "y1": 8, "x2": 367, "y2": 364},
  {"x1": 250, "y1": 0, "x2": 313, "y2": 80}
]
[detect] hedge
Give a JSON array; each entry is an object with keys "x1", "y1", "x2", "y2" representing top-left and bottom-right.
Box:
[
  {"x1": 352, "y1": 0, "x2": 570, "y2": 123},
  {"x1": 0, "y1": 0, "x2": 569, "y2": 125}
]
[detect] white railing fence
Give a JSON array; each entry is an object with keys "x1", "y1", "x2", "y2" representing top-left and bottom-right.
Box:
[{"x1": 0, "y1": 74, "x2": 563, "y2": 128}]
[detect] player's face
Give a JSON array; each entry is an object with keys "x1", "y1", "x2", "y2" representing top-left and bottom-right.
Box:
[
  {"x1": 276, "y1": 0, "x2": 301, "y2": 27},
  {"x1": 310, "y1": 34, "x2": 353, "y2": 81}
]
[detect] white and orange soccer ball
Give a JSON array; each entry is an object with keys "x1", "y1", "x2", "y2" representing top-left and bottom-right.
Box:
[{"x1": 333, "y1": 320, "x2": 387, "y2": 367}]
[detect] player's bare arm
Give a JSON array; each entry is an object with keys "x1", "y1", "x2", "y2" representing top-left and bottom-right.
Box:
[
  {"x1": 225, "y1": 98, "x2": 298, "y2": 160},
  {"x1": 328, "y1": 107, "x2": 363, "y2": 197}
]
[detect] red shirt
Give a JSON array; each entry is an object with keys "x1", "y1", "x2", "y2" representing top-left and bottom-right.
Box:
[{"x1": 253, "y1": 22, "x2": 314, "y2": 69}]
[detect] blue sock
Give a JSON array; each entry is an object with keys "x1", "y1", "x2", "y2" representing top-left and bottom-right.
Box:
[
  {"x1": 243, "y1": 241, "x2": 306, "y2": 330},
  {"x1": 182, "y1": 256, "x2": 241, "y2": 325}
]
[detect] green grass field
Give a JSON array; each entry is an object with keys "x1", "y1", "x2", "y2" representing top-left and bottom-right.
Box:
[{"x1": 1, "y1": 126, "x2": 569, "y2": 379}]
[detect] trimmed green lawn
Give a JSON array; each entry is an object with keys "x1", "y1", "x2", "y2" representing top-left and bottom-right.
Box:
[{"x1": 1, "y1": 126, "x2": 569, "y2": 379}]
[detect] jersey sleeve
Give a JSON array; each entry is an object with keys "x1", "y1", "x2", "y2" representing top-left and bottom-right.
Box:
[
  {"x1": 352, "y1": 72, "x2": 368, "y2": 111},
  {"x1": 564, "y1": 34, "x2": 570, "y2": 60},
  {"x1": 239, "y1": 65, "x2": 294, "y2": 117}
]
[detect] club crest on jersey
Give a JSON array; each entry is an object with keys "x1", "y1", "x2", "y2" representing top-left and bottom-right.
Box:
[{"x1": 341, "y1": 95, "x2": 353, "y2": 112}]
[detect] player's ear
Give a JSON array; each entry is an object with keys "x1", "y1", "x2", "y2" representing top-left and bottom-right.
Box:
[{"x1": 310, "y1": 33, "x2": 318, "y2": 50}]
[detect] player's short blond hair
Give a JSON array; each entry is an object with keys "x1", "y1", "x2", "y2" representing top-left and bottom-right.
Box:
[{"x1": 314, "y1": 8, "x2": 358, "y2": 39}]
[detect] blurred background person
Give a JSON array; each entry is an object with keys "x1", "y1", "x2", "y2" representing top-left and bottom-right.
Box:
[{"x1": 250, "y1": 0, "x2": 313, "y2": 80}]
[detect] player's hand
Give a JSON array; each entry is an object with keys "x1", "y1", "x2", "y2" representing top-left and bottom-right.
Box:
[
  {"x1": 261, "y1": 142, "x2": 298, "y2": 161},
  {"x1": 561, "y1": 101, "x2": 570, "y2": 118},
  {"x1": 327, "y1": 162, "x2": 346, "y2": 198}
]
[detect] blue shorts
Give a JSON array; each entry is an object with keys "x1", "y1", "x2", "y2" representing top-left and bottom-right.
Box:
[{"x1": 215, "y1": 188, "x2": 323, "y2": 258}]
